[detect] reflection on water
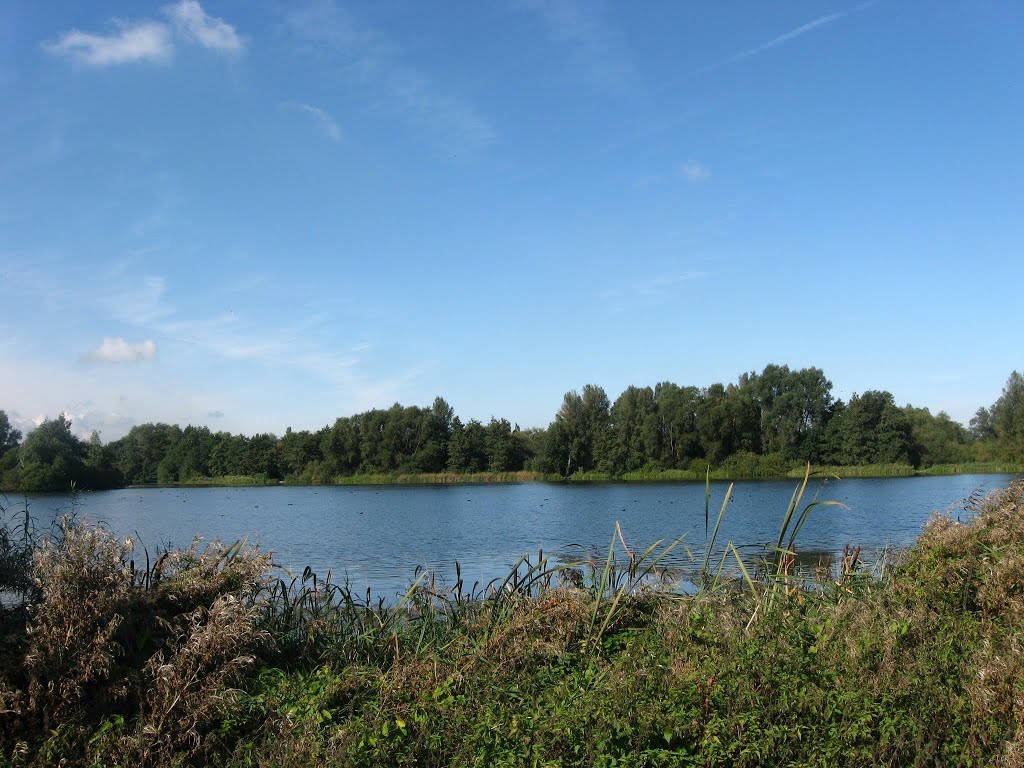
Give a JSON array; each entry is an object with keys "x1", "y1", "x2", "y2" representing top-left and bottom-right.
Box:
[{"x1": 26, "y1": 473, "x2": 1016, "y2": 600}]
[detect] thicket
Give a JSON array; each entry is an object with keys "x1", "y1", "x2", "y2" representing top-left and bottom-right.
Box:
[
  {"x1": 1, "y1": 479, "x2": 1023, "y2": 766},
  {"x1": 2, "y1": 365, "x2": 1021, "y2": 491}
]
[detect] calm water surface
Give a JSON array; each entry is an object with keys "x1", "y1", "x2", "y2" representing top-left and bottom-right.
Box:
[{"x1": 28, "y1": 474, "x2": 1016, "y2": 598}]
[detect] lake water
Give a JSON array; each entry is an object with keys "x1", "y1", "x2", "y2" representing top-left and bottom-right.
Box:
[{"x1": 21, "y1": 474, "x2": 1017, "y2": 599}]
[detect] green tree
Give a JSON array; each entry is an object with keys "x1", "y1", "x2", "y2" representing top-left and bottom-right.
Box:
[
  {"x1": 745, "y1": 365, "x2": 833, "y2": 459},
  {"x1": 447, "y1": 418, "x2": 488, "y2": 473},
  {"x1": 245, "y1": 433, "x2": 280, "y2": 478},
  {"x1": 279, "y1": 427, "x2": 323, "y2": 478},
  {"x1": 823, "y1": 391, "x2": 913, "y2": 465},
  {"x1": 0, "y1": 410, "x2": 21, "y2": 455},
  {"x1": 323, "y1": 417, "x2": 361, "y2": 475},
  {"x1": 0, "y1": 412, "x2": 23, "y2": 490},
  {"x1": 696, "y1": 382, "x2": 759, "y2": 464},
  {"x1": 969, "y1": 407, "x2": 996, "y2": 442},
  {"x1": 112, "y1": 423, "x2": 182, "y2": 485},
  {"x1": 209, "y1": 433, "x2": 247, "y2": 476},
  {"x1": 484, "y1": 418, "x2": 526, "y2": 472},
  {"x1": 607, "y1": 386, "x2": 658, "y2": 473},
  {"x1": 990, "y1": 371, "x2": 1024, "y2": 459},
  {"x1": 653, "y1": 382, "x2": 702, "y2": 468},
  {"x1": 17, "y1": 415, "x2": 96, "y2": 491},
  {"x1": 547, "y1": 385, "x2": 610, "y2": 476},
  {"x1": 904, "y1": 406, "x2": 971, "y2": 467}
]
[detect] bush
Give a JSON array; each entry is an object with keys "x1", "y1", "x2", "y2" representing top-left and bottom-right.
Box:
[{"x1": 1, "y1": 516, "x2": 272, "y2": 766}]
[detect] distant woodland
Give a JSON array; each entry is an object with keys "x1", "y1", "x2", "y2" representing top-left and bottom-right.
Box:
[{"x1": 1, "y1": 365, "x2": 1022, "y2": 492}]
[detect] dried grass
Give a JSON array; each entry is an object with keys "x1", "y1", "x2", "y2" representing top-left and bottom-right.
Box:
[{"x1": 5, "y1": 516, "x2": 272, "y2": 766}]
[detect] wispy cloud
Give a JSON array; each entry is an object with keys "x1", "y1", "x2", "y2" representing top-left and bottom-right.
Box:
[
  {"x1": 100, "y1": 275, "x2": 173, "y2": 325},
  {"x1": 44, "y1": 1, "x2": 243, "y2": 67},
  {"x1": 285, "y1": 101, "x2": 342, "y2": 141},
  {"x1": 3, "y1": 259, "x2": 427, "y2": 438},
  {"x1": 707, "y1": 11, "x2": 847, "y2": 70},
  {"x1": 86, "y1": 337, "x2": 158, "y2": 363},
  {"x1": 285, "y1": 0, "x2": 497, "y2": 152},
  {"x1": 598, "y1": 272, "x2": 704, "y2": 312},
  {"x1": 44, "y1": 21, "x2": 173, "y2": 66},
  {"x1": 164, "y1": 0, "x2": 244, "y2": 54},
  {"x1": 510, "y1": 0, "x2": 633, "y2": 88},
  {"x1": 680, "y1": 161, "x2": 711, "y2": 182}
]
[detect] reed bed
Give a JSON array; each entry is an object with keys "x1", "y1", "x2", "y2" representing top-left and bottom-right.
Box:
[
  {"x1": 790, "y1": 463, "x2": 916, "y2": 478},
  {"x1": 918, "y1": 461, "x2": 1023, "y2": 476},
  {"x1": 177, "y1": 475, "x2": 280, "y2": 487},
  {"x1": 152, "y1": 464, "x2": 1017, "y2": 489},
  {"x1": 327, "y1": 470, "x2": 554, "y2": 486}
]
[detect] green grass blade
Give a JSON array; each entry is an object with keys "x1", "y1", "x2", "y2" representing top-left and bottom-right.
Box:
[
  {"x1": 706, "y1": 482, "x2": 734, "y2": 569},
  {"x1": 704, "y1": 465, "x2": 711, "y2": 539},
  {"x1": 729, "y1": 542, "x2": 758, "y2": 599},
  {"x1": 776, "y1": 462, "x2": 811, "y2": 551},
  {"x1": 787, "y1": 499, "x2": 847, "y2": 551}
]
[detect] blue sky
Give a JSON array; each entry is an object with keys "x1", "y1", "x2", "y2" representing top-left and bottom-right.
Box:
[{"x1": 2, "y1": 1, "x2": 1022, "y2": 440}]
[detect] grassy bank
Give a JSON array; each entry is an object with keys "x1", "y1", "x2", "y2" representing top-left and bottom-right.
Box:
[
  {"x1": 1, "y1": 478, "x2": 1023, "y2": 765},
  {"x1": 175, "y1": 474, "x2": 281, "y2": 487},
  {"x1": 324, "y1": 470, "x2": 555, "y2": 485},
  {"x1": 159, "y1": 461, "x2": 1021, "y2": 489},
  {"x1": 623, "y1": 462, "x2": 1019, "y2": 482},
  {"x1": 917, "y1": 461, "x2": 1024, "y2": 476}
]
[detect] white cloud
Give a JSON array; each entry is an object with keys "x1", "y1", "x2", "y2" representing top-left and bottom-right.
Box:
[
  {"x1": 44, "y1": 21, "x2": 173, "y2": 66},
  {"x1": 44, "y1": 2, "x2": 242, "y2": 68},
  {"x1": 87, "y1": 337, "x2": 158, "y2": 363},
  {"x1": 680, "y1": 161, "x2": 711, "y2": 182},
  {"x1": 287, "y1": 102, "x2": 343, "y2": 141},
  {"x1": 164, "y1": 0, "x2": 244, "y2": 54}
]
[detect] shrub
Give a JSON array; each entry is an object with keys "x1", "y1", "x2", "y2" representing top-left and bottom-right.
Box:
[{"x1": 1, "y1": 516, "x2": 272, "y2": 766}]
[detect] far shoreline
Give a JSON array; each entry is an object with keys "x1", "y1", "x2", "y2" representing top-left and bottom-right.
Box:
[{"x1": 114, "y1": 462, "x2": 1023, "y2": 490}]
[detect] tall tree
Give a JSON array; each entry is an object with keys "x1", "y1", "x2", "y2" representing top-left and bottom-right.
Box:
[
  {"x1": 549, "y1": 385, "x2": 611, "y2": 475},
  {"x1": 112, "y1": 423, "x2": 181, "y2": 485},
  {"x1": 323, "y1": 416, "x2": 361, "y2": 475},
  {"x1": 904, "y1": 406, "x2": 971, "y2": 467},
  {"x1": 607, "y1": 386, "x2": 658, "y2": 473},
  {"x1": 990, "y1": 371, "x2": 1024, "y2": 459},
  {"x1": 696, "y1": 382, "x2": 759, "y2": 463},
  {"x1": 17, "y1": 415, "x2": 90, "y2": 491},
  {"x1": 0, "y1": 410, "x2": 21, "y2": 455},
  {"x1": 279, "y1": 427, "x2": 324, "y2": 478},
  {"x1": 746, "y1": 365, "x2": 833, "y2": 458},
  {"x1": 824, "y1": 391, "x2": 913, "y2": 465},
  {"x1": 484, "y1": 418, "x2": 525, "y2": 472},
  {"x1": 969, "y1": 407, "x2": 996, "y2": 442},
  {"x1": 653, "y1": 382, "x2": 702, "y2": 468}
]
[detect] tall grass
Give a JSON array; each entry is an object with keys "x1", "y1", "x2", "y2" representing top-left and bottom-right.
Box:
[
  {"x1": 0, "y1": 495, "x2": 36, "y2": 607},
  {"x1": 789, "y1": 463, "x2": 915, "y2": 477},
  {"x1": 177, "y1": 475, "x2": 280, "y2": 487},
  {"x1": 327, "y1": 470, "x2": 554, "y2": 485},
  {"x1": 918, "y1": 461, "x2": 1023, "y2": 476}
]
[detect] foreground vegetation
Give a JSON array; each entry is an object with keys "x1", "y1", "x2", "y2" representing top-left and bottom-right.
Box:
[
  {"x1": 2, "y1": 478, "x2": 1023, "y2": 766},
  {"x1": 2, "y1": 365, "x2": 1023, "y2": 492}
]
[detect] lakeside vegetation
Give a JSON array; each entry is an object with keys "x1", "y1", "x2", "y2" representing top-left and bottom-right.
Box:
[
  {"x1": 2, "y1": 365, "x2": 1022, "y2": 492},
  {"x1": 1, "y1": 477, "x2": 1023, "y2": 765},
  {"x1": 134, "y1": 462, "x2": 1024, "y2": 487}
]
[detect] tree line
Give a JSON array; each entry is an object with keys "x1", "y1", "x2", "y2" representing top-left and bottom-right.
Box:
[{"x1": 1, "y1": 365, "x2": 1022, "y2": 492}]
